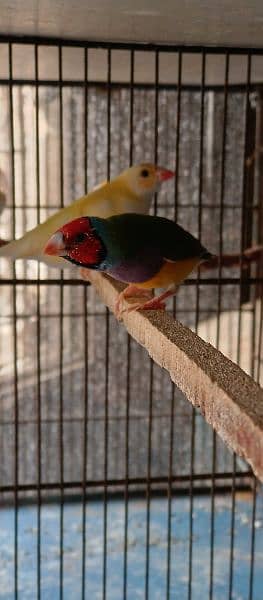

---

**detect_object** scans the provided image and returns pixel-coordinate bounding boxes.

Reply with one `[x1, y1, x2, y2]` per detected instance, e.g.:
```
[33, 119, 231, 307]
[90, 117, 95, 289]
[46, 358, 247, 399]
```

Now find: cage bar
[0, 37, 262, 600]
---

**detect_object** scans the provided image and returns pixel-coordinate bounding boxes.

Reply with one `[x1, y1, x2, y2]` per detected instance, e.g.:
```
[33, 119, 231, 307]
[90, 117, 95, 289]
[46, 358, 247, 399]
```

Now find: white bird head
[118, 163, 175, 198]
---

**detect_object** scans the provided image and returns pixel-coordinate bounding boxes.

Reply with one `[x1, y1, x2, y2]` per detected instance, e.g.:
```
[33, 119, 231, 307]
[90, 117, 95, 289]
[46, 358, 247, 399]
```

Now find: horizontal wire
[1, 34, 263, 55]
[3, 203, 260, 210]
[0, 78, 263, 92]
[0, 277, 262, 286]
[0, 413, 209, 426]
[0, 37, 261, 600]
[0, 471, 253, 495]
[0, 307, 255, 320]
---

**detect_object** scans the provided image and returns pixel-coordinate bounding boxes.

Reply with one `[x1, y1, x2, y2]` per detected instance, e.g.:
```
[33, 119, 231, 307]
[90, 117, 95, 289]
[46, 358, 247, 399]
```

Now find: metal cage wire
[0, 37, 262, 600]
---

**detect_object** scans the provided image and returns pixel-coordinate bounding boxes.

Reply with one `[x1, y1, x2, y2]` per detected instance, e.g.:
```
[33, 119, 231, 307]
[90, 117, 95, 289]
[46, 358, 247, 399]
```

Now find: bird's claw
[114, 286, 153, 319]
[117, 297, 167, 317]
[139, 299, 167, 310]
[114, 295, 125, 320]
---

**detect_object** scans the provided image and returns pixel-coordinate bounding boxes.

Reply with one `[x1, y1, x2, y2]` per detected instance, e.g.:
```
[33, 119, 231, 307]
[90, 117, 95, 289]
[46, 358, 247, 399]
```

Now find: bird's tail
[0, 235, 35, 259]
[201, 250, 214, 262]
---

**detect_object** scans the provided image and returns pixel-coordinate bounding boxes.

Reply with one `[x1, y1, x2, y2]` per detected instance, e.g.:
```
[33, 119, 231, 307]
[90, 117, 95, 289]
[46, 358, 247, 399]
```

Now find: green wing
[150, 215, 211, 261]
[104, 214, 211, 262]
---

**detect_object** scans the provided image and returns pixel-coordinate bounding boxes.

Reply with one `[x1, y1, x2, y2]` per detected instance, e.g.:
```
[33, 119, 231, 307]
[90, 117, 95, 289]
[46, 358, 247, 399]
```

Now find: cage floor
[0, 493, 262, 599]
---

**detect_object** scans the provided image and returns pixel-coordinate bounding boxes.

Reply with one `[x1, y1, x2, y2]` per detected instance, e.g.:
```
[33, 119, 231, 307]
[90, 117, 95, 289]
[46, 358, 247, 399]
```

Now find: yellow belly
[135, 257, 200, 289]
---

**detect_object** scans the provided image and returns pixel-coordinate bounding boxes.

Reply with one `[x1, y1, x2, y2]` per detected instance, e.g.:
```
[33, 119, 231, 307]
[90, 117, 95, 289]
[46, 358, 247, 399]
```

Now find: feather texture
[0, 164, 173, 267]
[89, 214, 211, 285]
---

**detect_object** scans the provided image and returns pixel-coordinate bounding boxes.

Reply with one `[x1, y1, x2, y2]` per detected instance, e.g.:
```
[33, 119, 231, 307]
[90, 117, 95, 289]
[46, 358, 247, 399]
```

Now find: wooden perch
[200, 244, 263, 270]
[81, 268, 263, 483]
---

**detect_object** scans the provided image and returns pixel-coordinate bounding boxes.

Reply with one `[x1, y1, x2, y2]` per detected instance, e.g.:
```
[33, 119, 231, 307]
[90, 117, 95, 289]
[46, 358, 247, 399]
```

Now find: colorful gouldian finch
[44, 213, 212, 315]
[0, 163, 174, 268]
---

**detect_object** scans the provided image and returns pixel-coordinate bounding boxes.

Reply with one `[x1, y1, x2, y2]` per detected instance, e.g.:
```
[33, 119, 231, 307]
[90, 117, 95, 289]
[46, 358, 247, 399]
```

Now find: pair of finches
[0, 163, 212, 315]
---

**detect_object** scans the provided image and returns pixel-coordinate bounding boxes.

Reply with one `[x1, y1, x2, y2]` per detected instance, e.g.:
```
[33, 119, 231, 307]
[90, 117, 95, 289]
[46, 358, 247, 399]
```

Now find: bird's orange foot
[120, 286, 178, 315]
[139, 297, 167, 310]
[115, 285, 153, 319]
[120, 296, 167, 315]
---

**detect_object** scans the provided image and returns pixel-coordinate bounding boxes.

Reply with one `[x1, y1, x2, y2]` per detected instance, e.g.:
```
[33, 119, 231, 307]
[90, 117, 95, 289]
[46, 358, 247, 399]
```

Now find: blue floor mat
[0, 493, 262, 599]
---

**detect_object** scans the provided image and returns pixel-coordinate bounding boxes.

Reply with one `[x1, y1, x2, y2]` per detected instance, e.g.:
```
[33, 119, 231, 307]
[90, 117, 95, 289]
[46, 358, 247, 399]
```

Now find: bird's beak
[44, 231, 67, 256]
[156, 167, 175, 182]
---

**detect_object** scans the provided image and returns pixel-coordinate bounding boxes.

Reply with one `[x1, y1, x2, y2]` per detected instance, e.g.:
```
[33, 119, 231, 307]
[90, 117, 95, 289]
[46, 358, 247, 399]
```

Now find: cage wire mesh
[0, 39, 262, 599]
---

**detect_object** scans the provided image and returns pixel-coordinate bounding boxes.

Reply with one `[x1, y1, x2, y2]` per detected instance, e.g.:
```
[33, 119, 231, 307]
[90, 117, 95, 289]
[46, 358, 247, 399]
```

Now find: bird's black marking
[140, 169, 149, 178]
[74, 232, 87, 244]
[200, 251, 213, 261]
[61, 255, 101, 269]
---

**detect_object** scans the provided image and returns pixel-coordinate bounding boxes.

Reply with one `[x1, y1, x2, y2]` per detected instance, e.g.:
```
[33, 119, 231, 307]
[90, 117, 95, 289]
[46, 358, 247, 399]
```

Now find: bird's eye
[74, 232, 86, 244]
[140, 169, 149, 178]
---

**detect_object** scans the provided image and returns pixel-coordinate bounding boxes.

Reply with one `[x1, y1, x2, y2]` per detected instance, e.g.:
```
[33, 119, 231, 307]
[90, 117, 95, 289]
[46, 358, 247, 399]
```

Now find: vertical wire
[250, 303, 257, 379]
[188, 50, 206, 600]
[58, 43, 64, 600]
[8, 41, 19, 600]
[145, 361, 154, 600]
[248, 476, 257, 600]
[237, 53, 252, 377]
[229, 51, 252, 600]
[256, 297, 263, 383]
[250, 173, 258, 382]
[239, 61, 253, 596]
[81, 46, 89, 600]
[153, 51, 159, 216]
[209, 51, 229, 600]
[194, 54, 206, 335]
[123, 48, 134, 600]
[188, 50, 206, 599]
[255, 92, 263, 386]
[228, 454, 236, 600]
[102, 47, 111, 600]
[145, 50, 159, 600]
[248, 63, 260, 600]
[173, 51, 182, 225]
[244, 91, 257, 378]
[166, 49, 182, 600]
[35, 42, 42, 600]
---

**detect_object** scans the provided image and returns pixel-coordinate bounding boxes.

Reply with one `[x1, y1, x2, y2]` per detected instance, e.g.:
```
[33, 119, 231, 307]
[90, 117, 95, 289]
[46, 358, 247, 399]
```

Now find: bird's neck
[110, 179, 152, 214]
